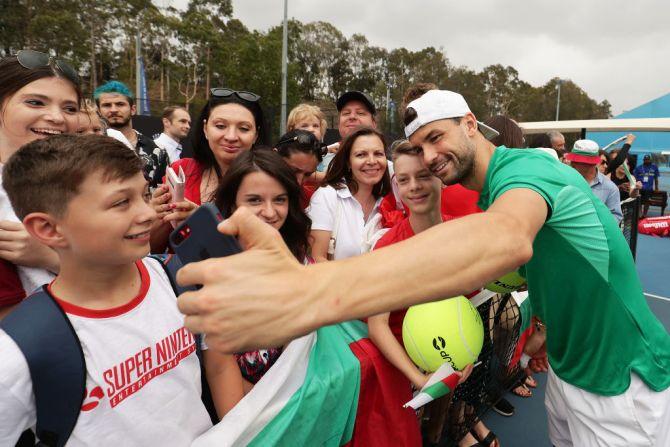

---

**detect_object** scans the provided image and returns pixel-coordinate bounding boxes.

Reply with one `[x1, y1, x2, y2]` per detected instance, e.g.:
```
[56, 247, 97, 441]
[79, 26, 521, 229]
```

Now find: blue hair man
[93, 80, 134, 107]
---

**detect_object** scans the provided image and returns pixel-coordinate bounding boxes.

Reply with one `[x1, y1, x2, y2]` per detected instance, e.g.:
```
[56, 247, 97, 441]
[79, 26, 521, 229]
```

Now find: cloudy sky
[171, 0, 669, 115]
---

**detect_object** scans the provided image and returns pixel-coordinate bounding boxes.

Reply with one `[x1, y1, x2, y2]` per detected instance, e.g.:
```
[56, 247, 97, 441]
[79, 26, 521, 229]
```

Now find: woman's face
[235, 171, 289, 230]
[283, 151, 319, 186]
[76, 111, 104, 135]
[348, 134, 387, 189]
[0, 77, 79, 161]
[598, 156, 608, 174]
[294, 116, 323, 141]
[204, 103, 258, 166]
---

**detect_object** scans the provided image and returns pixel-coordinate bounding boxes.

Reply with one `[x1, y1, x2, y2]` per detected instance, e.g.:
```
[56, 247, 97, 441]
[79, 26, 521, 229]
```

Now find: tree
[0, 1, 611, 131]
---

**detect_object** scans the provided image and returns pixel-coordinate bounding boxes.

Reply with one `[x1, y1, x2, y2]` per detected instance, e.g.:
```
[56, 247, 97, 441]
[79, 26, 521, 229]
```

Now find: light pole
[555, 79, 564, 121]
[280, 0, 288, 136]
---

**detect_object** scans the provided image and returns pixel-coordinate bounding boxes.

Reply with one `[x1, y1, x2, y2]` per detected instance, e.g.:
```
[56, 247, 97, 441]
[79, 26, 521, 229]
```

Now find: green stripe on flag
[424, 381, 451, 399]
[249, 321, 368, 446]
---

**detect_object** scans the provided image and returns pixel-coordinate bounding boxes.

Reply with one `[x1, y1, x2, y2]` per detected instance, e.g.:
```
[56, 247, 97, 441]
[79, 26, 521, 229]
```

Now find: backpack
[0, 255, 214, 447]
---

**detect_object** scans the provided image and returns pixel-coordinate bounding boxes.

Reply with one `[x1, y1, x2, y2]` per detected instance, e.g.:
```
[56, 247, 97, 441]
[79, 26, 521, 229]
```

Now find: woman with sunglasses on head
[0, 51, 82, 317]
[308, 126, 391, 262]
[204, 149, 311, 415]
[274, 129, 324, 208]
[150, 88, 268, 252]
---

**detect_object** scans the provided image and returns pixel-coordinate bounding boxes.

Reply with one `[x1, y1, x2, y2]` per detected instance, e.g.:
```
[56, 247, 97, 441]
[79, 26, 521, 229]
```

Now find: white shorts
[545, 366, 670, 447]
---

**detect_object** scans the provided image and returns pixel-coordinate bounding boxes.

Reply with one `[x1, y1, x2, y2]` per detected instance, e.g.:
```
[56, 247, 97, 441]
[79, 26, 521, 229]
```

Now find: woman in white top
[309, 126, 391, 262]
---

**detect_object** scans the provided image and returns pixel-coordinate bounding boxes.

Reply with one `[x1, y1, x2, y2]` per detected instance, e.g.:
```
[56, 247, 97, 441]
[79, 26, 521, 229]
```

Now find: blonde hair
[286, 104, 327, 139]
[77, 100, 107, 133]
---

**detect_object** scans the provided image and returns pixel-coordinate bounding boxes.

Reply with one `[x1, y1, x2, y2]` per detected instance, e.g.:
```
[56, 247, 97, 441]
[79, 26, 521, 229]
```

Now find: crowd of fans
[0, 49, 665, 447]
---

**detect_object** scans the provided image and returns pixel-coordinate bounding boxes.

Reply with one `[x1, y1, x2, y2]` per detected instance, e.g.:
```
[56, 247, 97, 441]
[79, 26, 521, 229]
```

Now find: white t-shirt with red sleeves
[0, 257, 212, 446]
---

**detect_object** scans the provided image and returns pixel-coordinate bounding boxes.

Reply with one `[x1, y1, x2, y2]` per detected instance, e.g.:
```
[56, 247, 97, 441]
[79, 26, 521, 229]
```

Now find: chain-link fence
[422, 293, 525, 446]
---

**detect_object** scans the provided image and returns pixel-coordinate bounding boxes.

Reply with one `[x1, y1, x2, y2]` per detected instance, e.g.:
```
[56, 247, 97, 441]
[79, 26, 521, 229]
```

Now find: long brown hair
[484, 115, 524, 148]
[215, 149, 311, 261]
[323, 126, 391, 199]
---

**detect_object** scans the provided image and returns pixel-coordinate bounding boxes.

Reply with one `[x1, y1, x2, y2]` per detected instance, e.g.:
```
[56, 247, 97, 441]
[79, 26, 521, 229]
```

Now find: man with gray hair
[565, 139, 623, 222]
[548, 130, 566, 159]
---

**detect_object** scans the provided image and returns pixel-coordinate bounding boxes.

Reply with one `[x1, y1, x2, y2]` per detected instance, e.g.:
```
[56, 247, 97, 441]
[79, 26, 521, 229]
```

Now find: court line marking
[645, 292, 670, 303]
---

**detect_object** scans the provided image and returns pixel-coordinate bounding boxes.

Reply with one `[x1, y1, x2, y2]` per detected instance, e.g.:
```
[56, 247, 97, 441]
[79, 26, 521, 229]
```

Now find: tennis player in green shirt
[178, 88, 670, 447]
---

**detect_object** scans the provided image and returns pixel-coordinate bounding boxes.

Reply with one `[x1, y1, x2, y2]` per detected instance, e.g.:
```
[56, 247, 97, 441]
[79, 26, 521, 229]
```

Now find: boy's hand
[625, 133, 636, 145]
[0, 220, 59, 272]
[527, 343, 549, 374]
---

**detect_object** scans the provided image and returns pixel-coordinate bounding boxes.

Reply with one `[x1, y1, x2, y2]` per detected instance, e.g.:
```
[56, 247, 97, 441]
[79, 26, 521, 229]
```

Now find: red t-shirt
[301, 183, 317, 209]
[0, 260, 25, 308]
[378, 184, 479, 230]
[441, 184, 481, 217]
[168, 158, 205, 206]
[373, 215, 453, 344]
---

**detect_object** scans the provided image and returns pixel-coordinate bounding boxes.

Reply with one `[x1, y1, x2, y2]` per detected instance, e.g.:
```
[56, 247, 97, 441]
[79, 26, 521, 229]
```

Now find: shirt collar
[590, 171, 604, 187]
[335, 184, 353, 199]
[335, 183, 384, 210]
[156, 133, 181, 151]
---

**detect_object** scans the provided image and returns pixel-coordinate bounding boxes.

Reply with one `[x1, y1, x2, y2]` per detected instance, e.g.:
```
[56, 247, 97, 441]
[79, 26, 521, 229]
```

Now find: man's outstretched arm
[177, 188, 547, 353]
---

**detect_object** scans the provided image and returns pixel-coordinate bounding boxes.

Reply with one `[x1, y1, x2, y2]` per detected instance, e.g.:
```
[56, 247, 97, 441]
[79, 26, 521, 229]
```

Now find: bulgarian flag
[404, 363, 460, 410]
[194, 321, 421, 447]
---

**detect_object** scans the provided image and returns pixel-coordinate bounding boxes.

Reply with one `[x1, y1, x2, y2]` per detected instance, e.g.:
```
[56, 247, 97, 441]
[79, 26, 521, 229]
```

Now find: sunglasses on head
[16, 50, 80, 85]
[210, 88, 260, 103]
[276, 133, 327, 157]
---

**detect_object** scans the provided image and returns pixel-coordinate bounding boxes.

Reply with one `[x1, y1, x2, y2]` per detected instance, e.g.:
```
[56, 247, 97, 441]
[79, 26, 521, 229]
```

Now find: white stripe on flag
[193, 332, 317, 447]
[469, 289, 497, 308]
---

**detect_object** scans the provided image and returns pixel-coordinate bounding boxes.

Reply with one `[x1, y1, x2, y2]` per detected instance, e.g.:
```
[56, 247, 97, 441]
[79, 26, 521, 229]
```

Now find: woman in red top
[150, 88, 267, 252]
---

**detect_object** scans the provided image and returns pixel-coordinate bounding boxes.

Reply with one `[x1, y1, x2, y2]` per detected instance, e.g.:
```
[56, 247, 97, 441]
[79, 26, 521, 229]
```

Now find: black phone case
[169, 203, 241, 265]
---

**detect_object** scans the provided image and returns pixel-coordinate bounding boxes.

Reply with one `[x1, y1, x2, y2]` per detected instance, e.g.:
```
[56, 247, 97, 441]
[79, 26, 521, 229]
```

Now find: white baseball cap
[404, 90, 500, 141]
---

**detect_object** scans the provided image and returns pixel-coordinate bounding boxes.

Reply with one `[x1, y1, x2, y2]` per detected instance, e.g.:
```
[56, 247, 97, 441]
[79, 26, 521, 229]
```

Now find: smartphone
[169, 203, 242, 266]
[166, 166, 185, 204]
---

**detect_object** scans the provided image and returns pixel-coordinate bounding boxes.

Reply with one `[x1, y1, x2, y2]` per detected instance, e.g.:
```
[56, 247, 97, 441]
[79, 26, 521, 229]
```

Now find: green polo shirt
[478, 147, 670, 396]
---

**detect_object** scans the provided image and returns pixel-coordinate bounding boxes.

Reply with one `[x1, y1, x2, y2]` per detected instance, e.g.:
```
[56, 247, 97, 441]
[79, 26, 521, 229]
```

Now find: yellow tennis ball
[402, 296, 484, 372]
[485, 271, 526, 293]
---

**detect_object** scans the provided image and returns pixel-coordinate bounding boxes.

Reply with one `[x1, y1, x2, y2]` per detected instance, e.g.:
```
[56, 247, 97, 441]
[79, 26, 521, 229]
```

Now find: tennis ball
[402, 296, 484, 372]
[485, 271, 526, 293]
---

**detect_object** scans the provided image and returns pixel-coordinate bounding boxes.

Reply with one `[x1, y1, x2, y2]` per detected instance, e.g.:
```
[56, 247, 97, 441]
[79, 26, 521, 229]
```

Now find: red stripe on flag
[345, 338, 422, 447]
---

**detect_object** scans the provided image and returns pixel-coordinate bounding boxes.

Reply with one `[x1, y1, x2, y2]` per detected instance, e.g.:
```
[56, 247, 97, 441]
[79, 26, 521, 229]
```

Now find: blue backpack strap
[0, 287, 86, 447]
[148, 254, 196, 296]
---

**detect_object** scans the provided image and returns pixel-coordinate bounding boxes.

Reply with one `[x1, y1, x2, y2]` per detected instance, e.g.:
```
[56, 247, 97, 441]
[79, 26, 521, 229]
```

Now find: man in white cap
[177, 87, 670, 447]
[566, 139, 623, 222]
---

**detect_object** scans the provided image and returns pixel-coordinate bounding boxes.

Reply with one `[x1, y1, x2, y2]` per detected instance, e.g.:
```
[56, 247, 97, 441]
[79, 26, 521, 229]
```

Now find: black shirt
[135, 131, 169, 189]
